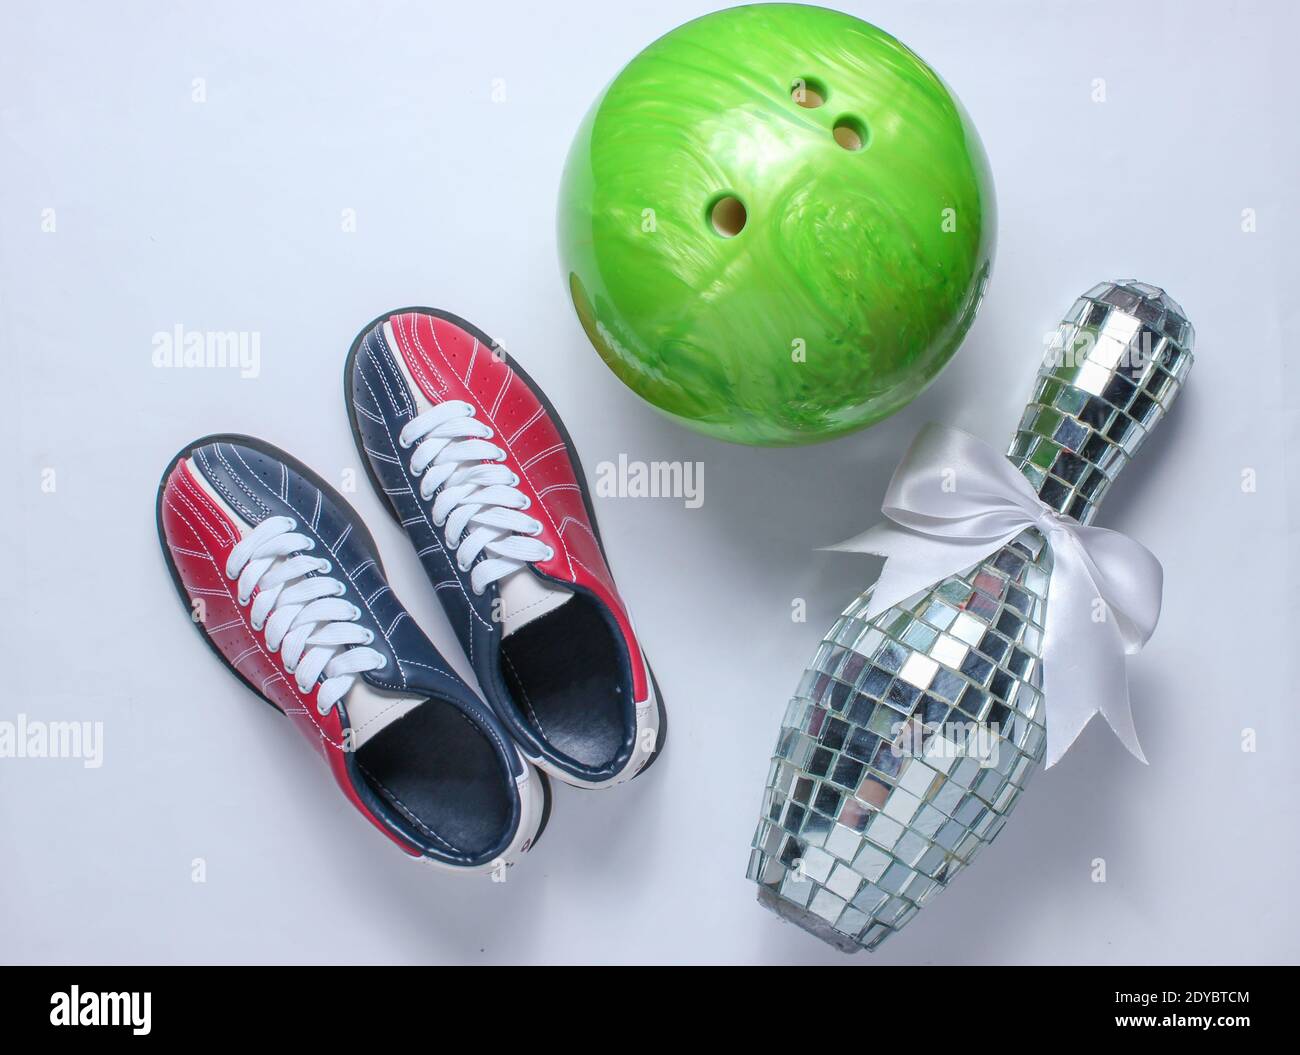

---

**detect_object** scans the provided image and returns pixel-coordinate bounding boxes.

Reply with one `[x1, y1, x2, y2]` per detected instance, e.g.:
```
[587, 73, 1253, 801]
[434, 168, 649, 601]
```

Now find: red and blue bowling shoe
[345, 308, 666, 789]
[156, 435, 549, 873]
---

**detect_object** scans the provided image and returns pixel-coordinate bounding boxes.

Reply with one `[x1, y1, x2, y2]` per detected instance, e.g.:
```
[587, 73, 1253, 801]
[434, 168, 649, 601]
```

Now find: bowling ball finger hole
[791, 77, 827, 108]
[708, 195, 747, 238]
[833, 115, 868, 151]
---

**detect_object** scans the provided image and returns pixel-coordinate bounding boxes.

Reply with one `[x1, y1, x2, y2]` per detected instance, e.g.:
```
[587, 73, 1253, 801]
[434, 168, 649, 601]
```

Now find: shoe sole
[154, 432, 553, 846]
[343, 307, 668, 780]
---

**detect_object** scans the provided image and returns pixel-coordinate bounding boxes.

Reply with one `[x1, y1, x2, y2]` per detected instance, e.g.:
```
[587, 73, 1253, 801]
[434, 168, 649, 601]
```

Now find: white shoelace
[225, 515, 387, 716]
[399, 400, 555, 595]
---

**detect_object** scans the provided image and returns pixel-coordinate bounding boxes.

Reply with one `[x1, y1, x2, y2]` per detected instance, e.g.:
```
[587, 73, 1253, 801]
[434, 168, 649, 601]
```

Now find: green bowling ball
[557, 3, 995, 446]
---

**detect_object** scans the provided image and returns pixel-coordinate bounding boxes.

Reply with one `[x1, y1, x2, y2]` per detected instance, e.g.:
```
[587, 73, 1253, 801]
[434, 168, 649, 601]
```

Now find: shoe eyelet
[376, 655, 388, 669]
[316, 700, 331, 716]
[317, 559, 332, 575]
[544, 547, 555, 562]
[237, 593, 251, 606]
[350, 604, 362, 620]
[363, 629, 375, 645]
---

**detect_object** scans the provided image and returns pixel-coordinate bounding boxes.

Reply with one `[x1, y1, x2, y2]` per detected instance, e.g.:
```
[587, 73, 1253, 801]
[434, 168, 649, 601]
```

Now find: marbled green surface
[557, 3, 996, 445]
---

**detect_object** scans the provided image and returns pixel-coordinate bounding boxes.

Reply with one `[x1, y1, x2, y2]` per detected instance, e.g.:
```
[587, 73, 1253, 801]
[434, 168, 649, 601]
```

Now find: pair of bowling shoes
[157, 308, 665, 874]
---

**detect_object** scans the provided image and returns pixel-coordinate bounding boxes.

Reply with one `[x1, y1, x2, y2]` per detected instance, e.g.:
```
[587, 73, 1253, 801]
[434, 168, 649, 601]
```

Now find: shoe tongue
[498, 566, 573, 638]
[341, 680, 424, 750]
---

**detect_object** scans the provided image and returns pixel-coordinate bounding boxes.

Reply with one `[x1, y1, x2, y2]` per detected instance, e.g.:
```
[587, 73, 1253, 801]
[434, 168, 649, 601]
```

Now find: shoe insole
[499, 596, 629, 770]
[356, 700, 512, 857]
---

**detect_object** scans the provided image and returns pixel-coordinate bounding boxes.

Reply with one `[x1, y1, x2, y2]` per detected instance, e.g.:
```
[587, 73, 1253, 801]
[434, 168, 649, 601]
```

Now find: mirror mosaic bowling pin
[746, 281, 1195, 951]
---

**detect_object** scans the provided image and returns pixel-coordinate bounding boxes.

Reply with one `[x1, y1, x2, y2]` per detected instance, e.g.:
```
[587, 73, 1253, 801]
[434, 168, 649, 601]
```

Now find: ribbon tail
[1040, 691, 1096, 769]
[1041, 533, 1148, 767]
[1098, 674, 1148, 765]
[825, 522, 1012, 623]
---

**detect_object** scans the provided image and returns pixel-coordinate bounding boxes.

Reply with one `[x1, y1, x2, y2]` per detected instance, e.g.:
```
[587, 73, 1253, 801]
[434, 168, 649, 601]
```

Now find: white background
[2, 0, 1296, 965]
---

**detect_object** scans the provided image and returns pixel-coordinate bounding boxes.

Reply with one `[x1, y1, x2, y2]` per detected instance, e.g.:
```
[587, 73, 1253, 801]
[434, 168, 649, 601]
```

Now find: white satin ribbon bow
[828, 423, 1163, 768]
